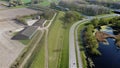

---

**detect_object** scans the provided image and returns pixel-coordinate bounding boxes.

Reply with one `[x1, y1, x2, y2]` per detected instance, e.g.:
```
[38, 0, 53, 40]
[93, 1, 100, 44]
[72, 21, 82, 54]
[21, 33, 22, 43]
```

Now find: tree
[64, 11, 83, 23]
[99, 18, 109, 25]
[43, 9, 55, 20]
[85, 24, 101, 55]
[50, 2, 56, 8]
[91, 18, 99, 27]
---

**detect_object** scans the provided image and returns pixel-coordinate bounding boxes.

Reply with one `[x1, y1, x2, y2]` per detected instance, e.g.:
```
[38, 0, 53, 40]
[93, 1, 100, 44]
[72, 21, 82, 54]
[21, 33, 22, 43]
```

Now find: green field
[29, 34, 45, 68]
[22, 0, 31, 3]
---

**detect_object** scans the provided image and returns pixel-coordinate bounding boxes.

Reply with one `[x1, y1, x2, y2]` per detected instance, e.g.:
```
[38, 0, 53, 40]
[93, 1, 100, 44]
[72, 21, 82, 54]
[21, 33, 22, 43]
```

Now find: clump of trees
[43, 9, 55, 20]
[64, 11, 83, 23]
[85, 25, 101, 55]
[90, 16, 120, 27]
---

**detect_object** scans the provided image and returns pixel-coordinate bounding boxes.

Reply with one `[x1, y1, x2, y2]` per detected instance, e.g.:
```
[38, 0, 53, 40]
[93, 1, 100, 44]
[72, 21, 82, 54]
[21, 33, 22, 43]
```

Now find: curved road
[69, 14, 120, 68]
[69, 19, 88, 68]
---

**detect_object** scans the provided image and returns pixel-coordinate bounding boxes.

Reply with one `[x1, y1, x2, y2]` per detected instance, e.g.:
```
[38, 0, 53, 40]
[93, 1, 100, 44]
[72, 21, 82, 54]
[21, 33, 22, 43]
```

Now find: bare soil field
[0, 7, 38, 68]
[0, 20, 25, 68]
[0, 8, 38, 20]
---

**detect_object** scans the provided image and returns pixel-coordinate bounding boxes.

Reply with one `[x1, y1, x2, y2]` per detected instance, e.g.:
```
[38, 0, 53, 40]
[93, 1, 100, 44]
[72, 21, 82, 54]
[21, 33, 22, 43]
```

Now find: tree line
[86, 0, 120, 9]
[58, 1, 111, 16]
[84, 25, 101, 55]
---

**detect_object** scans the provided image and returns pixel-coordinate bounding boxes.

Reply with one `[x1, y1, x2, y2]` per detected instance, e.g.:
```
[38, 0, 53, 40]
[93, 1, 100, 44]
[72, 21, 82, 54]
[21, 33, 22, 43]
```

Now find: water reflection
[92, 26, 120, 68]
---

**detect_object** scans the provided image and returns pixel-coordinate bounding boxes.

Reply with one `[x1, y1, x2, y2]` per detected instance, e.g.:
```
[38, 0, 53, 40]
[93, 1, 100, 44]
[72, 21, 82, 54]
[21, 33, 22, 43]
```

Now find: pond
[92, 26, 120, 68]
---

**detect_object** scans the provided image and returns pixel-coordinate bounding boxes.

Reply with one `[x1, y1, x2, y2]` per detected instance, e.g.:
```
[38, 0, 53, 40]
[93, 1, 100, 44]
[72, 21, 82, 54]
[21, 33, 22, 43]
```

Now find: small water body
[92, 26, 120, 68]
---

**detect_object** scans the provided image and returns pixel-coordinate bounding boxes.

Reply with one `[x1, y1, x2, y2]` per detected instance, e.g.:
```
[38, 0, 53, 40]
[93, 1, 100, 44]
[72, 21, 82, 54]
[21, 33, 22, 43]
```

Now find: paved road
[69, 19, 88, 68]
[69, 14, 120, 68]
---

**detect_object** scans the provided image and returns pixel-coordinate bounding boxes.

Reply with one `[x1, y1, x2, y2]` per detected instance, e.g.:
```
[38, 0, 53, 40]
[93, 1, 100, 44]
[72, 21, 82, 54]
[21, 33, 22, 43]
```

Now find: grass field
[48, 11, 72, 68]
[48, 11, 66, 68]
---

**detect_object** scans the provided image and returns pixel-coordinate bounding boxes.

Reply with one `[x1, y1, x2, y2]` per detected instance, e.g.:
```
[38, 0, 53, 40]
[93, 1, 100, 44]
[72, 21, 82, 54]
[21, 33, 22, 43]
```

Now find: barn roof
[12, 26, 38, 40]
[21, 26, 38, 37]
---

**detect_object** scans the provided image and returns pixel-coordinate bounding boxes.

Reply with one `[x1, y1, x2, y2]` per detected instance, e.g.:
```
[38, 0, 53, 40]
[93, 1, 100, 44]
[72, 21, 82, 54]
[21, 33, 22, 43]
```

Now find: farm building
[32, 19, 46, 27]
[12, 26, 38, 40]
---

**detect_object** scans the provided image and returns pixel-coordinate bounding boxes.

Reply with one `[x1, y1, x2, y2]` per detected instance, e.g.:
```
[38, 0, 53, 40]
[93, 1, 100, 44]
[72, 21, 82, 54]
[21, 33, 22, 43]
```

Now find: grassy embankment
[48, 11, 71, 68]
[11, 30, 42, 68]
[27, 32, 45, 68]
[30, 11, 71, 68]
[77, 23, 88, 68]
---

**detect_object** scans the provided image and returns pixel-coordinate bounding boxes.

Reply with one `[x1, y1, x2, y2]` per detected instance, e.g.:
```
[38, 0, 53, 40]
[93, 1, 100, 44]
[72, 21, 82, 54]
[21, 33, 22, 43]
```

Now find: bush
[90, 48, 101, 55]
